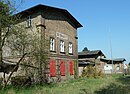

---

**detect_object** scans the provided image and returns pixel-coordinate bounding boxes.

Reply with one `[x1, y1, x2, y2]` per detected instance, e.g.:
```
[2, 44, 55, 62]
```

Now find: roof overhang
[100, 58, 126, 64]
[15, 4, 83, 28]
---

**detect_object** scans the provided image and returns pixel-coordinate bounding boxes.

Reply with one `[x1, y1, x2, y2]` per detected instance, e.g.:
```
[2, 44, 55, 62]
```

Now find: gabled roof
[78, 50, 105, 57]
[78, 61, 95, 66]
[101, 58, 126, 62]
[16, 4, 82, 28]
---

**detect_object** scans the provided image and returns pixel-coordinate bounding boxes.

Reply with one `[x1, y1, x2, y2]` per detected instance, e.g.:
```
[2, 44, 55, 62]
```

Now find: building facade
[100, 58, 126, 74]
[78, 48, 106, 76]
[3, 4, 82, 82]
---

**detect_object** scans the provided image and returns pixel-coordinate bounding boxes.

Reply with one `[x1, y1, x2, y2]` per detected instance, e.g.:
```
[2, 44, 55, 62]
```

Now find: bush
[0, 77, 3, 89]
[11, 76, 31, 86]
[0, 77, 3, 85]
[81, 66, 104, 78]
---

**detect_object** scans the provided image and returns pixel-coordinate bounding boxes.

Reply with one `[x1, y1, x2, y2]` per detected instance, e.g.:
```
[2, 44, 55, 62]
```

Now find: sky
[15, 0, 130, 63]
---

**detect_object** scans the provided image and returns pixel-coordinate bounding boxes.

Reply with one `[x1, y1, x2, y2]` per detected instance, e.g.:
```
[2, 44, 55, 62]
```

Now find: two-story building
[0, 4, 82, 83]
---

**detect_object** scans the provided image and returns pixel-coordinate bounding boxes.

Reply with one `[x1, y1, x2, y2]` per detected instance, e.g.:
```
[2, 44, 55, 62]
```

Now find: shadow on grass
[94, 83, 130, 94]
[117, 75, 130, 85]
[94, 75, 130, 94]
[0, 82, 58, 94]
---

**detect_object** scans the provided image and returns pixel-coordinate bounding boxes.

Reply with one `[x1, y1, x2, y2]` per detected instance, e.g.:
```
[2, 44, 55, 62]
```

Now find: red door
[69, 61, 74, 75]
[60, 60, 65, 76]
[50, 60, 56, 77]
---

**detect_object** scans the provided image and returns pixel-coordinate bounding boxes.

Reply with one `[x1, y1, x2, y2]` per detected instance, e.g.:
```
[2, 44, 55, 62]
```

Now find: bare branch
[2, 52, 28, 90]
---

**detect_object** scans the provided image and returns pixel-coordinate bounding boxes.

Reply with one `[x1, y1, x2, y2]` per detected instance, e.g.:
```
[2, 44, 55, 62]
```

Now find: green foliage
[81, 66, 104, 78]
[0, 0, 17, 28]
[0, 0, 49, 86]
[128, 62, 130, 66]
[82, 47, 89, 52]
[73, 60, 78, 79]
[11, 76, 31, 87]
[0, 77, 3, 85]
[1, 76, 130, 94]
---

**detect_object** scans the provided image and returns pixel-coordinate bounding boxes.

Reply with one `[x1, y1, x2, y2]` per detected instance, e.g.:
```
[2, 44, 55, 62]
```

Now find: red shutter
[69, 61, 74, 75]
[60, 60, 65, 76]
[50, 60, 56, 77]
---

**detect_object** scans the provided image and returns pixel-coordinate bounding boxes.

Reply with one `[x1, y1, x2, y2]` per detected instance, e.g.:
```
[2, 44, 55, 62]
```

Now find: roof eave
[15, 4, 83, 28]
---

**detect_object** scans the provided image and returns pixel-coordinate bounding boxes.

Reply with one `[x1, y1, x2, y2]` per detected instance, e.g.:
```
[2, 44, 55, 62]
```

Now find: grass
[0, 74, 130, 94]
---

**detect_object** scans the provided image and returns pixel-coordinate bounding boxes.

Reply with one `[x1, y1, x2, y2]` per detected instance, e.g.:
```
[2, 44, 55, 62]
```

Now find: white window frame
[26, 16, 32, 27]
[68, 42, 73, 54]
[60, 40, 65, 53]
[50, 37, 55, 51]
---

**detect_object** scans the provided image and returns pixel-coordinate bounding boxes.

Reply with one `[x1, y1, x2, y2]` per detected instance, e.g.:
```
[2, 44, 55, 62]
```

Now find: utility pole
[109, 27, 114, 74]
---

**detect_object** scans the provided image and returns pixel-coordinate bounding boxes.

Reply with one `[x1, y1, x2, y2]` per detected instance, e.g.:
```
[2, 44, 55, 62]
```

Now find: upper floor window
[60, 40, 65, 53]
[68, 42, 73, 54]
[50, 37, 55, 51]
[26, 16, 32, 27]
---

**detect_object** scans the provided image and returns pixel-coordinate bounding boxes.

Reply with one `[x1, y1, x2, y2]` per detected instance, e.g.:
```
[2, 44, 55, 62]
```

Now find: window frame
[68, 42, 73, 54]
[60, 40, 65, 53]
[26, 16, 32, 27]
[50, 37, 55, 52]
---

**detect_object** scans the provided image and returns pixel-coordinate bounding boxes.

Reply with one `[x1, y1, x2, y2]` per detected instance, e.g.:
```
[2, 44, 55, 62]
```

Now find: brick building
[1, 4, 82, 82]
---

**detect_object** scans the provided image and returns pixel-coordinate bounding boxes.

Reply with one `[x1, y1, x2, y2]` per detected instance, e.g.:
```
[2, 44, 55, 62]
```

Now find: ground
[1, 74, 130, 94]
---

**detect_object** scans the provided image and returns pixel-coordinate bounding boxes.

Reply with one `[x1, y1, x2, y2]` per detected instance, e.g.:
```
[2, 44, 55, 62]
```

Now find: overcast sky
[15, 0, 130, 63]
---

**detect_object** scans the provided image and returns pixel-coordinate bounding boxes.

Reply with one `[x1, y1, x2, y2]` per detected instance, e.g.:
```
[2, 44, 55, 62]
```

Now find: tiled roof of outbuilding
[78, 50, 105, 57]
[100, 58, 126, 62]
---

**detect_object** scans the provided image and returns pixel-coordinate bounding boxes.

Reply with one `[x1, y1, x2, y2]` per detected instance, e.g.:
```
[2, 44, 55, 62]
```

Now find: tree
[128, 62, 130, 67]
[0, 0, 32, 89]
[0, 0, 49, 89]
[82, 47, 89, 52]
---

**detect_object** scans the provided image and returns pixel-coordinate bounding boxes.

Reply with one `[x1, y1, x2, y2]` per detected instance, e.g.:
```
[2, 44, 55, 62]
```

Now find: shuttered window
[69, 61, 74, 75]
[60, 60, 65, 76]
[50, 60, 56, 77]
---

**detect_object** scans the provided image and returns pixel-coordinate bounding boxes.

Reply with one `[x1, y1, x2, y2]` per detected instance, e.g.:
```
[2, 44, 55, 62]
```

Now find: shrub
[81, 66, 104, 78]
[11, 76, 31, 86]
[73, 60, 78, 79]
[0, 77, 3, 89]
[0, 77, 3, 85]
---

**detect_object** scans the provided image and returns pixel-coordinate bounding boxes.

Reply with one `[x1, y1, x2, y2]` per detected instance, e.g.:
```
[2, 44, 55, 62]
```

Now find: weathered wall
[44, 9, 78, 81]
[0, 8, 79, 83]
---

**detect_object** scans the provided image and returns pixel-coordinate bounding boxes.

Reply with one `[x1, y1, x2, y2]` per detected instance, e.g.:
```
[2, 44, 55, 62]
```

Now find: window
[26, 16, 31, 27]
[60, 40, 64, 53]
[50, 37, 55, 51]
[68, 42, 73, 54]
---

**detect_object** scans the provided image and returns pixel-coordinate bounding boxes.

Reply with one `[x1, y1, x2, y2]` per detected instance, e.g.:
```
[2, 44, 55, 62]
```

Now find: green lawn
[1, 74, 130, 94]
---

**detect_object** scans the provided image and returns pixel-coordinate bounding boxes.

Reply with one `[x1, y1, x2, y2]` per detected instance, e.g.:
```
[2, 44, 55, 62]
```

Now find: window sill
[60, 52, 66, 54]
[50, 50, 56, 53]
[25, 26, 32, 29]
[69, 53, 73, 55]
